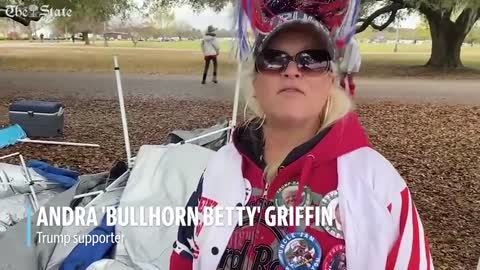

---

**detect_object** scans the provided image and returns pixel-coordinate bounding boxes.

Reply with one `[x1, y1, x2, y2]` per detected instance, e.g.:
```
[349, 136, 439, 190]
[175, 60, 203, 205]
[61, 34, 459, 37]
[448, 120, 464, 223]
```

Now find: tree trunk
[425, 14, 462, 68]
[82, 31, 90, 45]
[422, 7, 478, 69]
[28, 25, 33, 41]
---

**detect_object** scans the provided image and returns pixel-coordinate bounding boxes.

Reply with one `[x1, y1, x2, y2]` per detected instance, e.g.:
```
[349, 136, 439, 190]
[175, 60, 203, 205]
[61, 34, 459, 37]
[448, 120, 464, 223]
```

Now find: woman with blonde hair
[170, 6, 433, 270]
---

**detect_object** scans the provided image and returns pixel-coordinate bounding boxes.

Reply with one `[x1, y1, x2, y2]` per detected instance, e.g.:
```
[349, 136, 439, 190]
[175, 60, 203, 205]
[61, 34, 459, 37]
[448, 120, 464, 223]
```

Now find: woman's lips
[278, 88, 305, 95]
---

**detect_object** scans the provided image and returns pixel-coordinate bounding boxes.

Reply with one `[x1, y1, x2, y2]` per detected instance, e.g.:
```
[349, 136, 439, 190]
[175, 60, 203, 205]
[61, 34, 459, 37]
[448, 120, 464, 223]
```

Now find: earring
[243, 98, 251, 121]
[322, 96, 331, 125]
[256, 114, 266, 130]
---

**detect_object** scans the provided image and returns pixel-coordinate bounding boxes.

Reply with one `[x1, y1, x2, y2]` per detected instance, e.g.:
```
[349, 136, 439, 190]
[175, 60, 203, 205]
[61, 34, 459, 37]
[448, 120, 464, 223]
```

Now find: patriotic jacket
[170, 112, 434, 270]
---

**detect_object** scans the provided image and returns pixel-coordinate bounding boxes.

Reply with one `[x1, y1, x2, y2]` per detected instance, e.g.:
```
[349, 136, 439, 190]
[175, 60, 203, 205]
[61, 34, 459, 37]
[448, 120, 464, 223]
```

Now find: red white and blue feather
[232, 0, 360, 61]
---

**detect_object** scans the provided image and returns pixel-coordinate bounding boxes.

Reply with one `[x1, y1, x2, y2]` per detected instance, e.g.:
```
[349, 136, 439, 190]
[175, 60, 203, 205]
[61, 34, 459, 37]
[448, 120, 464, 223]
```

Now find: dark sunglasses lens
[296, 50, 331, 72]
[256, 50, 289, 72]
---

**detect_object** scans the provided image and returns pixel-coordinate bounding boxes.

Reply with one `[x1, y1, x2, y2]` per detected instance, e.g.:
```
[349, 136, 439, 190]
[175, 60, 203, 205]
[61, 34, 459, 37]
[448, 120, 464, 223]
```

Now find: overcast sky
[174, 4, 234, 32]
[174, 4, 421, 31]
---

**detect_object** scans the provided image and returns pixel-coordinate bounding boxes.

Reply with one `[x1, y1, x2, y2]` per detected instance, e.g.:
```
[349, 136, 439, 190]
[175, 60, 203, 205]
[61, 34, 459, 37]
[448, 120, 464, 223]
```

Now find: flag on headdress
[232, 0, 360, 61]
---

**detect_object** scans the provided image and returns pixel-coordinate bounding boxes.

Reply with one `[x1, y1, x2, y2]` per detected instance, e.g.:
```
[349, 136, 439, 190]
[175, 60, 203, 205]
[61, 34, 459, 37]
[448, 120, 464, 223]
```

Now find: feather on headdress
[232, 0, 360, 60]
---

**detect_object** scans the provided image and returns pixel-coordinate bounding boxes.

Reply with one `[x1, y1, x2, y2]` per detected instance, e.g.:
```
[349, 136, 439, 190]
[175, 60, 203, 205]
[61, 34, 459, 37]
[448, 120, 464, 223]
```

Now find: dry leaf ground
[0, 96, 478, 269]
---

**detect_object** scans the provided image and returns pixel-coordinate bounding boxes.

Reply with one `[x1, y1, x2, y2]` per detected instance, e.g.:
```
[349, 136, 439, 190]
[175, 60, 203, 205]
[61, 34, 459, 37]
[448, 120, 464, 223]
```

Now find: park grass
[55, 39, 234, 51]
[0, 46, 237, 75]
[360, 50, 480, 78]
[0, 40, 479, 78]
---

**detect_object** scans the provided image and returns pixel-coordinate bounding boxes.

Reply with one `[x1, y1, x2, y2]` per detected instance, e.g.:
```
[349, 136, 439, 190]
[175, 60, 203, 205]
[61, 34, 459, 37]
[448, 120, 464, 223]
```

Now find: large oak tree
[358, 0, 480, 68]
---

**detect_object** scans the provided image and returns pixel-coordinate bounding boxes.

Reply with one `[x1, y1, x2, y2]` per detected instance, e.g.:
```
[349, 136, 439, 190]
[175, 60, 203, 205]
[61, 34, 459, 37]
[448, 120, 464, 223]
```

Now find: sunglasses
[255, 49, 332, 74]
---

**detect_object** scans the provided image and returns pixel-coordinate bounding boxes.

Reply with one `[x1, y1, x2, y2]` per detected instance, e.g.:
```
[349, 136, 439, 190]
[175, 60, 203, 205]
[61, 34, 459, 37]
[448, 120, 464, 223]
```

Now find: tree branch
[455, 8, 477, 28]
[372, 10, 398, 30]
[0, 6, 42, 26]
[454, 7, 479, 37]
[444, 8, 453, 21]
[418, 2, 435, 18]
[356, 2, 405, 33]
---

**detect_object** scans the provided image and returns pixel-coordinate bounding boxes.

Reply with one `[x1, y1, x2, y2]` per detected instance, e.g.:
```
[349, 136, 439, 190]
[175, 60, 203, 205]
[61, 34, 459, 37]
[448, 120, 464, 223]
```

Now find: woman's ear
[329, 72, 336, 84]
[252, 75, 259, 93]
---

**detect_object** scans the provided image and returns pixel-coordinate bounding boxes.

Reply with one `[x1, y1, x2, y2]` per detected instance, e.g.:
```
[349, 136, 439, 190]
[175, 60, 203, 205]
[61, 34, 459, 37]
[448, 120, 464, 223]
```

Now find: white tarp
[0, 162, 52, 199]
[0, 162, 62, 233]
[0, 190, 59, 233]
[88, 143, 214, 270]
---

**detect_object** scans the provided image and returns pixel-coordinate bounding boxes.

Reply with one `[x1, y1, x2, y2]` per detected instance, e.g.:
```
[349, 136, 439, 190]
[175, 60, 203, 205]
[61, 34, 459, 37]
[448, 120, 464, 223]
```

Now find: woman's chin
[269, 112, 315, 125]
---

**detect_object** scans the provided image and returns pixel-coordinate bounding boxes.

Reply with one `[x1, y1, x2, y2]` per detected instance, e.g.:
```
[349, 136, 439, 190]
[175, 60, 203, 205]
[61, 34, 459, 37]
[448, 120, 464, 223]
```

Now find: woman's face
[253, 27, 334, 126]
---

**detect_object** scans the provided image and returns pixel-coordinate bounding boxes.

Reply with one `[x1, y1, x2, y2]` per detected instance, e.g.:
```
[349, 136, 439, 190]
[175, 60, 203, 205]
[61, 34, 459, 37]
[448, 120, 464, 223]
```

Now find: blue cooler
[9, 100, 64, 138]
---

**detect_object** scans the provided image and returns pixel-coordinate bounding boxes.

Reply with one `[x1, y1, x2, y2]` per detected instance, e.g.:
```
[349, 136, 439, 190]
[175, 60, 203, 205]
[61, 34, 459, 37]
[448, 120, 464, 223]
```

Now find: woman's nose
[281, 61, 302, 78]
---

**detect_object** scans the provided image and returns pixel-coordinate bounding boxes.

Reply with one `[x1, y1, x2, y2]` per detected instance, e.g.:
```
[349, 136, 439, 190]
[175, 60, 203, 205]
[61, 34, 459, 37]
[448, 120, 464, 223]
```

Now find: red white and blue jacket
[170, 112, 434, 270]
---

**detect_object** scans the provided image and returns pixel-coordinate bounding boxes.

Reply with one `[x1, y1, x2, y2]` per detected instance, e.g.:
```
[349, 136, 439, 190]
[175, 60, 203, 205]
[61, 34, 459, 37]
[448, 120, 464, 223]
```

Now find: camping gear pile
[0, 143, 221, 270]
[0, 55, 232, 270]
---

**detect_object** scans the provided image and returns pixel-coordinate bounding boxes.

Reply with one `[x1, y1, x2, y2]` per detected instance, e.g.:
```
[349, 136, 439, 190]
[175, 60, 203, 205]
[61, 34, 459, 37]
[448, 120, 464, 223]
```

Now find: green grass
[361, 43, 431, 53]
[55, 39, 233, 51]
[0, 46, 237, 75]
[357, 43, 480, 77]
[360, 43, 480, 55]
[0, 40, 479, 78]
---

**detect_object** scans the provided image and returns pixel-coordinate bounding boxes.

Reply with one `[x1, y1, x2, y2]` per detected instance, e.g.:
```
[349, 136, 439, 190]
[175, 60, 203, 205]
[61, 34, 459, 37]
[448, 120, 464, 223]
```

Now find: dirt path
[0, 70, 479, 104]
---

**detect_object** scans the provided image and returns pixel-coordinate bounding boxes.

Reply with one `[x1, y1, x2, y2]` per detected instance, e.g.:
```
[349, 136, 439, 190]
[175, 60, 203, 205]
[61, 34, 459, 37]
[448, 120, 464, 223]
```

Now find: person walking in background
[201, 25, 220, 84]
[339, 37, 361, 97]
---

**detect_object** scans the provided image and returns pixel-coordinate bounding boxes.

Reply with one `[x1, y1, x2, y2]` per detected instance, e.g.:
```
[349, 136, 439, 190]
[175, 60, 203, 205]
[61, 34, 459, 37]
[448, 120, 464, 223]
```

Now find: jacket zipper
[252, 167, 283, 246]
[246, 165, 283, 269]
[247, 176, 270, 269]
[262, 180, 270, 198]
[253, 177, 270, 237]
[254, 178, 270, 245]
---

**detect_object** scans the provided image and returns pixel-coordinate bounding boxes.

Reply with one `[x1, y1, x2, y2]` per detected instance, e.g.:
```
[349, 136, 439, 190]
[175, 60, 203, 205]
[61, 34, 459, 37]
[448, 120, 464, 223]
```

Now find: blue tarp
[0, 124, 26, 149]
[60, 214, 117, 270]
[27, 160, 80, 188]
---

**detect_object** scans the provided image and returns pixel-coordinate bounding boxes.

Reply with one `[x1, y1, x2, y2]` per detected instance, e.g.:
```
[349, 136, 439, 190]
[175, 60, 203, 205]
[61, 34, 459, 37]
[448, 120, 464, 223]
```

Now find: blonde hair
[240, 55, 354, 182]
